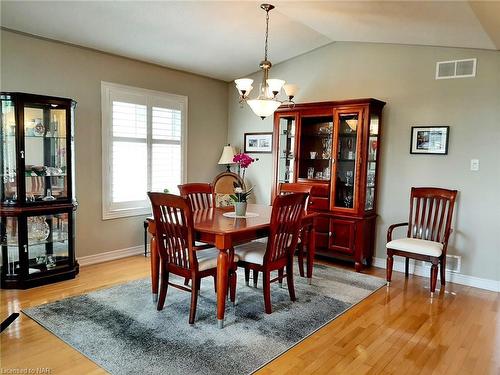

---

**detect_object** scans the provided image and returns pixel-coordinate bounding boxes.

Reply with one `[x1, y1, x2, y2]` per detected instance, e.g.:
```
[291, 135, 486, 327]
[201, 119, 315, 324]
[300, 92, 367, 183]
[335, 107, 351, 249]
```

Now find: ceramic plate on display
[222, 212, 259, 219]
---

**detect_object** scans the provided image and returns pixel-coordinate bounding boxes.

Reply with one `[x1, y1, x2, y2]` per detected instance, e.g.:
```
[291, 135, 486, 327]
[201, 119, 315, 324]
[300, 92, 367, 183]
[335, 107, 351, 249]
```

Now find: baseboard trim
[78, 246, 144, 267]
[372, 257, 500, 292]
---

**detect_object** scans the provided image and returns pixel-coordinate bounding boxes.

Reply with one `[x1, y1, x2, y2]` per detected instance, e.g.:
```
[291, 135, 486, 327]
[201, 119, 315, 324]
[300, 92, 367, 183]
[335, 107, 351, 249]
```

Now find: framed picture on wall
[410, 126, 449, 155]
[244, 132, 273, 153]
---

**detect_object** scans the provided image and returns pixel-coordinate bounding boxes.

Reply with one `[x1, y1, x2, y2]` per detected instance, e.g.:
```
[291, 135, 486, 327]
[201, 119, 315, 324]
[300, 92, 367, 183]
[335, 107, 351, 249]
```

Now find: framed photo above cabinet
[1, 92, 79, 289]
[272, 98, 386, 271]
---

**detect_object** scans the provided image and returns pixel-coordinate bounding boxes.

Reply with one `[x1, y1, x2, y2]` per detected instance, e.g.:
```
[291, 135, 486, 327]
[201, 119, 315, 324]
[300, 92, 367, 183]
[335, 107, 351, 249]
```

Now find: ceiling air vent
[436, 58, 476, 80]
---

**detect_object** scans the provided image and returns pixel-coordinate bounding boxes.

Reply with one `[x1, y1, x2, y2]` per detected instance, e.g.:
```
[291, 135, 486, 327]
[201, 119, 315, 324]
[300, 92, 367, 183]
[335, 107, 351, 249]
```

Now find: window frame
[101, 81, 188, 220]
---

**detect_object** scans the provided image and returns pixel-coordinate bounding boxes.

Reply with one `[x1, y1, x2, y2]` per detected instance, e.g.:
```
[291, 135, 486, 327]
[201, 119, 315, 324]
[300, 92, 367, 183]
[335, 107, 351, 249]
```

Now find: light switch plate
[470, 159, 480, 171]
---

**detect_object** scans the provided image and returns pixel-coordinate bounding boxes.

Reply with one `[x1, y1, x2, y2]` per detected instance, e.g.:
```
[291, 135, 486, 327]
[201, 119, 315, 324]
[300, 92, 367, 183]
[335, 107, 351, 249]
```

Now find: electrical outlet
[470, 159, 480, 171]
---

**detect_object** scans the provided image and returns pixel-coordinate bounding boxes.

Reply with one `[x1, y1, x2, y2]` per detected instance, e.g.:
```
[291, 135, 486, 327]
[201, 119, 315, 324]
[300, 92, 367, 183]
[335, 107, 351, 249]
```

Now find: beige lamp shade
[218, 145, 237, 165]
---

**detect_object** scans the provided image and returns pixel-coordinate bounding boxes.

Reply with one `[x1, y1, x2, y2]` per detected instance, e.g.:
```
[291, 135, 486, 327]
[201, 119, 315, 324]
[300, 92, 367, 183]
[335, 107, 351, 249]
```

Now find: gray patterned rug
[23, 264, 385, 375]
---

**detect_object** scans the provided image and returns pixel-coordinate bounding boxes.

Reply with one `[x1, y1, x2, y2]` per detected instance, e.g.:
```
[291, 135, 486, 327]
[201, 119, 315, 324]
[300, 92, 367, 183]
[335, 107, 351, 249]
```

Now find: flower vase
[234, 202, 247, 217]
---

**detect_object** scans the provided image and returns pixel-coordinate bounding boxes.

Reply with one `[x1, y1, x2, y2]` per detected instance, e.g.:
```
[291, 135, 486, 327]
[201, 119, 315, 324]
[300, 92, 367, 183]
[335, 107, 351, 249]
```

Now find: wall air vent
[436, 58, 476, 79]
[445, 254, 461, 273]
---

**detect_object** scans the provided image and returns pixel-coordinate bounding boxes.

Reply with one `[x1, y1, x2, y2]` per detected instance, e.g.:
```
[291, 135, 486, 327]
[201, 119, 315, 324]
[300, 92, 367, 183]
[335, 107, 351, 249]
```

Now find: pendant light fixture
[235, 4, 298, 120]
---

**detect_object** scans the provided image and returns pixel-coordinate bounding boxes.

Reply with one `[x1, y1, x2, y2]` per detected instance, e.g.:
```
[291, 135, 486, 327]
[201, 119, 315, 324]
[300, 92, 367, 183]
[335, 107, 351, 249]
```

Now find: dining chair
[178, 182, 214, 210]
[234, 193, 308, 314]
[148, 192, 238, 324]
[212, 172, 245, 207]
[278, 183, 312, 278]
[386, 187, 458, 296]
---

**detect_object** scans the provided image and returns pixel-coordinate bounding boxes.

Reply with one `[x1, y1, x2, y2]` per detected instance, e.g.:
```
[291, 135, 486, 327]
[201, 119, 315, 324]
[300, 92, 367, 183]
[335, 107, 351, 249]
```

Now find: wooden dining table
[147, 203, 316, 328]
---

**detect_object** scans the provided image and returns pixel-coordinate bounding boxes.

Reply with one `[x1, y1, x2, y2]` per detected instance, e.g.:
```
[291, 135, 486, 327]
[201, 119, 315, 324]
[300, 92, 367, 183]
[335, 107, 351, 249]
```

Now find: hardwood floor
[1, 255, 498, 374]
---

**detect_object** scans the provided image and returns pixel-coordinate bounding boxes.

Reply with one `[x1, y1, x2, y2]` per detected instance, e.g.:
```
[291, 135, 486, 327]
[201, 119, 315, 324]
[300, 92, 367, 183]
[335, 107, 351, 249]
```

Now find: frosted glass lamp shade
[235, 78, 254, 96]
[283, 84, 299, 99]
[218, 145, 237, 165]
[247, 99, 281, 119]
[266, 79, 285, 96]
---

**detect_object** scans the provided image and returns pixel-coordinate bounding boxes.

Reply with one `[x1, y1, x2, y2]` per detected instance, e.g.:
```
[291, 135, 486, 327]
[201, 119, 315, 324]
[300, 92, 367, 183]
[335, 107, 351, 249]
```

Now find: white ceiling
[1, 1, 499, 82]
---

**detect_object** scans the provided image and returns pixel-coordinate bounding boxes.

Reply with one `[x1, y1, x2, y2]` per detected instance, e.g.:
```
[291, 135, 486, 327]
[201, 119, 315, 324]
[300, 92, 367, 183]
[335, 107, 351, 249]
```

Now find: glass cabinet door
[1, 97, 17, 204]
[298, 115, 333, 181]
[24, 104, 68, 202]
[277, 115, 296, 183]
[27, 212, 70, 274]
[333, 110, 362, 209]
[365, 113, 379, 211]
[0, 217, 20, 278]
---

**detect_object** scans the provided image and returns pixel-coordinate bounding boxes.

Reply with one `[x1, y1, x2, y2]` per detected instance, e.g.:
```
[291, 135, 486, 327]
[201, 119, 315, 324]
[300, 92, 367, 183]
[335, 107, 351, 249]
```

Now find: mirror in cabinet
[298, 115, 333, 181]
[333, 111, 361, 210]
[24, 104, 68, 202]
[277, 115, 296, 183]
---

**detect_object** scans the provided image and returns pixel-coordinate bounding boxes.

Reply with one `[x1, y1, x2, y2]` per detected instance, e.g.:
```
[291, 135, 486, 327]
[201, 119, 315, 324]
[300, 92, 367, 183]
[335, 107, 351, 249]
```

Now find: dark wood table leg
[149, 226, 160, 303]
[307, 224, 316, 284]
[143, 220, 148, 257]
[216, 248, 229, 329]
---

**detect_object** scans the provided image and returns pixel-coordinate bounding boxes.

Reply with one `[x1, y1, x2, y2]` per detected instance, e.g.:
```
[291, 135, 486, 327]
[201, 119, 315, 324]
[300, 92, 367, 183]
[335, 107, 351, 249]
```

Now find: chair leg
[229, 270, 237, 303]
[253, 269, 259, 288]
[157, 262, 169, 311]
[263, 271, 272, 314]
[278, 268, 284, 288]
[440, 258, 446, 286]
[297, 242, 305, 278]
[386, 254, 394, 285]
[405, 257, 409, 277]
[430, 262, 439, 296]
[189, 276, 199, 324]
[244, 267, 250, 287]
[213, 275, 217, 293]
[286, 261, 296, 302]
[184, 277, 190, 286]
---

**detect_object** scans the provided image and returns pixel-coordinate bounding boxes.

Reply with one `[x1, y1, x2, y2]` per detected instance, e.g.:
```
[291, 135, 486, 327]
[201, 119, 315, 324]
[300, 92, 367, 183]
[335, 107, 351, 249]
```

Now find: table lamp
[218, 144, 237, 172]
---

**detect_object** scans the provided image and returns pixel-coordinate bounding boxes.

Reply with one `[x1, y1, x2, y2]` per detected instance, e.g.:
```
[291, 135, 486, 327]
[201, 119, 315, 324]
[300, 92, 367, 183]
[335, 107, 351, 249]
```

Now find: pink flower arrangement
[233, 153, 255, 169]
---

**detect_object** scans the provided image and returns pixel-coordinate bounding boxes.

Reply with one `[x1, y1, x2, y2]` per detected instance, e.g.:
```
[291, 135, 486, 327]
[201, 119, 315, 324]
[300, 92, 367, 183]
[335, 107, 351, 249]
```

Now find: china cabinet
[272, 99, 385, 271]
[1, 92, 78, 289]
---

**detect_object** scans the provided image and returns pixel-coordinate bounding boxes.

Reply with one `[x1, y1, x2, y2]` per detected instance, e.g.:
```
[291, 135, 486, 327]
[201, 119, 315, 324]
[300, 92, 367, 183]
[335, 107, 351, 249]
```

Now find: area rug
[23, 264, 385, 375]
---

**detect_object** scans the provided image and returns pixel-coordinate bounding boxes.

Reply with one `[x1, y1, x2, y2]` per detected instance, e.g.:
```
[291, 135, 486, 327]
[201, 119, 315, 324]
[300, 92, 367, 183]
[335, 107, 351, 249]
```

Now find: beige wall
[1, 30, 229, 258]
[228, 42, 500, 281]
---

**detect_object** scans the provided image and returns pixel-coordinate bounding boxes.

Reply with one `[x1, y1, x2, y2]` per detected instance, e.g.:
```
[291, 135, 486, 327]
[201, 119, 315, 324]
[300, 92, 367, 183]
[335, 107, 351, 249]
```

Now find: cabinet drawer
[329, 219, 355, 255]
[308, 197, 329, 212]
[310, 184, 330, 198]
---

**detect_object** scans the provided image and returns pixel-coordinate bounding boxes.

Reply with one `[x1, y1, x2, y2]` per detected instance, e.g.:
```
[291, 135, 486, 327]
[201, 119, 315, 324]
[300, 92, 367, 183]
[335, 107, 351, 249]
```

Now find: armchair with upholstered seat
[386, 187, 458, 296]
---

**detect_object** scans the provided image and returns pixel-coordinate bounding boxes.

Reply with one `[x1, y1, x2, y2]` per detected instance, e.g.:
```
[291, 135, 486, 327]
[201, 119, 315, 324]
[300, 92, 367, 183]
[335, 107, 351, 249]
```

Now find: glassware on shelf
[344, 194, 353, 208]
[307, 167, 314, 179]
[42, 188, 56, 201]
[46, 255, 56, 269]
[323, 166, 330, 180]
[28, 216, 50, 242]
[315, 171, 323, 179]
[346, 170, 353, 186]
[310, 151, 317, 159]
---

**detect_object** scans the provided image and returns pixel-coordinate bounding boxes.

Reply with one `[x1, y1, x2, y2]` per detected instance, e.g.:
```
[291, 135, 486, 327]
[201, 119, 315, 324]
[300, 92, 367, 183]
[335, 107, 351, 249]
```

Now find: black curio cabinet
[1, 92, 78, 289]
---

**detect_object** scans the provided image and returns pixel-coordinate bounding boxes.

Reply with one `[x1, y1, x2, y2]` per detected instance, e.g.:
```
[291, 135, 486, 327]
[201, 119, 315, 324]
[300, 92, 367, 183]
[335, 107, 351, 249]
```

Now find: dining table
[147, 203, 316, 328]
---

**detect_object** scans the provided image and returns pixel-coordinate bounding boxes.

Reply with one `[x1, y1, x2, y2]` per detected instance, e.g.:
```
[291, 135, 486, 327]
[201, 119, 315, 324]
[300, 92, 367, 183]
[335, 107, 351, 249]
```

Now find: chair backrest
[212, 172, 245, 207]
[278, 183, 312, 211]
[265, 193, 308, 263]
[178, 183, 213, 211]
[407, 187, 458, 243]
[148, 192, 198, 271]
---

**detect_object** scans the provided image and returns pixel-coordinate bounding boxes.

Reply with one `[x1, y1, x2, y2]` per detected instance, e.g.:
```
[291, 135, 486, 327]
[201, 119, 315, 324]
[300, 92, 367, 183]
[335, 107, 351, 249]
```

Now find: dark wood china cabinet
[1, 92, 78, 289]
[272, 99, 385, 271]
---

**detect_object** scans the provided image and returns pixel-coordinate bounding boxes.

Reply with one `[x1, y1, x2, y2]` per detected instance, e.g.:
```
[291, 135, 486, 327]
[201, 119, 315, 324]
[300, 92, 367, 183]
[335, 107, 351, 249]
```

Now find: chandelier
[235, 4, 298, 120]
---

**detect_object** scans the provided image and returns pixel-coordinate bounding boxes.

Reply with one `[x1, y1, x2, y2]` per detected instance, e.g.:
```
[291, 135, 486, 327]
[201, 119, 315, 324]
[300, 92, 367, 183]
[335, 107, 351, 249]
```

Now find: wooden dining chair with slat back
[234, 193, 308, 314]
[278, 183, 312, 278]
[148, 192, 238, 324]
[178, 182, 214, 211]
[386, 187, 458, 296]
